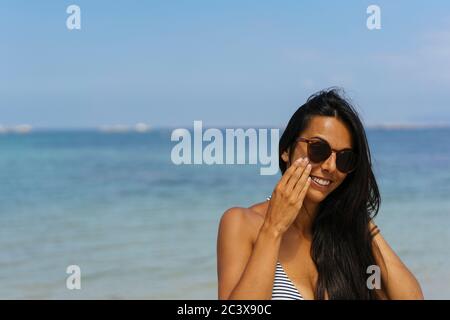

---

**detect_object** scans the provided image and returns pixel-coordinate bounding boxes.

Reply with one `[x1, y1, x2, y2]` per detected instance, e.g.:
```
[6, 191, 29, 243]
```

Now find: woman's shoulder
[219, 201, 268, 244]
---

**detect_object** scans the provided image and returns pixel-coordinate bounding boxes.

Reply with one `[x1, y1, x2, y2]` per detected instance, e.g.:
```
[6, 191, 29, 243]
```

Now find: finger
[278, 157, 304, 188]
[292, 164, 312, 199]
[285, 158, 309, 192]
[296, 176, 311, 205]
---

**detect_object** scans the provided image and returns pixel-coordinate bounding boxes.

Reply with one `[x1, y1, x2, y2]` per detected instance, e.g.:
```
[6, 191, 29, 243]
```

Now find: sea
[0, 127, 449, 299]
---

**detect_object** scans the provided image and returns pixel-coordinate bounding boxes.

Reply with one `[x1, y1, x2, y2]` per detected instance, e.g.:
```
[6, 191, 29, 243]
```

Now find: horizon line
[2, 122, 450, 132]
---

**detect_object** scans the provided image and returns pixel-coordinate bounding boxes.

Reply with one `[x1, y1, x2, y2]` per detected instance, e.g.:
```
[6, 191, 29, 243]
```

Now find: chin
[306, 188, 329, 203]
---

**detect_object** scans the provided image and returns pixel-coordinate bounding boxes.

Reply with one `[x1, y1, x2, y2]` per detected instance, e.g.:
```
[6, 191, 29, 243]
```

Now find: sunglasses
[295, 137, 357, 173]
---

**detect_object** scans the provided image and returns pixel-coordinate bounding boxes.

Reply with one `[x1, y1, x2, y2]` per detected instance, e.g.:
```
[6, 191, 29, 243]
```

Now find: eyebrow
[309, 135, 353, 151]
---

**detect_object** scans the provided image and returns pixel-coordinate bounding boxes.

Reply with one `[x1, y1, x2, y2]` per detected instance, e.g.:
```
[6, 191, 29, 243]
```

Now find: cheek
[292, 148, 308, 162]
[331, 175, 347, 190]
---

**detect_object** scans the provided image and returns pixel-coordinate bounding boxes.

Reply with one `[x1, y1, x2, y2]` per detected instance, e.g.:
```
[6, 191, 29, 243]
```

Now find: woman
[216, 88, 423, 300]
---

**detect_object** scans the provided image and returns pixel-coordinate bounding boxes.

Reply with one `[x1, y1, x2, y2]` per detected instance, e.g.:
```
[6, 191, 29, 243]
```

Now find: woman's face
[281, 116, 353, 203]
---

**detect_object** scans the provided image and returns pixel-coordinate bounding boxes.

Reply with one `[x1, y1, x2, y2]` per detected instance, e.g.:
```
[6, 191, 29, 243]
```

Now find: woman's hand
[263, 157, 312, 236]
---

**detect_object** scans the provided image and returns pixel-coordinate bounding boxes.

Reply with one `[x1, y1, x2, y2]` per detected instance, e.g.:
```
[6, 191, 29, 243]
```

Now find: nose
[320, 152, 337, 173]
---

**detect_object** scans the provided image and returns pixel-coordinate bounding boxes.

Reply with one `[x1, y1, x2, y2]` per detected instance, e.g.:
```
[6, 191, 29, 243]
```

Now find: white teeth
[311, 176, 331, 186]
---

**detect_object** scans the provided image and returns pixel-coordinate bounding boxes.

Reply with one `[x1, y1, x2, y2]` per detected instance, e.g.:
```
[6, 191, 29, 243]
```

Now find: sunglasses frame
[295, 137, 357, 173]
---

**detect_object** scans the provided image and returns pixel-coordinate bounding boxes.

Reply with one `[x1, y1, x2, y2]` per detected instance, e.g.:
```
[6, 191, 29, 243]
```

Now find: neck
[291, 199, 319, 238]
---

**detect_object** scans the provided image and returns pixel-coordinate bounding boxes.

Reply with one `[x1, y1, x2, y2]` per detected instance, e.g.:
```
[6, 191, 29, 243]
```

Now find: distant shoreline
[1, 123, 450, 133]
[365, 123, 450, 130]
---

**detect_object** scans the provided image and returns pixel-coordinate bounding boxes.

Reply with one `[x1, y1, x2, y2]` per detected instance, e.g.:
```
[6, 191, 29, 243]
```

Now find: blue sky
[2, 0, 450, 128]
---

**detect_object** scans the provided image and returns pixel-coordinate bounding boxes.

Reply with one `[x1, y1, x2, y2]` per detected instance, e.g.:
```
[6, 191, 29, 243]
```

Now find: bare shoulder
[218, 201, 268, 245]
[217, 201, 268, 299]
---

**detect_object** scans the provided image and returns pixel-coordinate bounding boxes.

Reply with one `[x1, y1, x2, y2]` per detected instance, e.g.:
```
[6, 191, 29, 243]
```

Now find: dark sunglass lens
[336, 151, 357, 173]
[308, 141, 330, 163]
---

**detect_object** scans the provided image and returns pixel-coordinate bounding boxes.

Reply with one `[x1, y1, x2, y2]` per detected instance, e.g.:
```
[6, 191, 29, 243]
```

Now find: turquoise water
[0, 128, 449, 299]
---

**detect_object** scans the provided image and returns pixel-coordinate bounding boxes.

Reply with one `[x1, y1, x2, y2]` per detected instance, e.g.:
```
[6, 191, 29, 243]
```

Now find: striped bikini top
[272, 261, 304, 300]
[265, 196, 304, 300]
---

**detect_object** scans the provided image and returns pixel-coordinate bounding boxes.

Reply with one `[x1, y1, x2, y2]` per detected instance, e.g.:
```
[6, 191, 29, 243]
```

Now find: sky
[1, 0, 450, 129]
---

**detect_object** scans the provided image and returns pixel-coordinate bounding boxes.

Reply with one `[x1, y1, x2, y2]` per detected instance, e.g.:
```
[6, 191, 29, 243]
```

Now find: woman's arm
[216, 207, 282, 300]
[217, 158, 312, 300]
[370, 221, 424, 300]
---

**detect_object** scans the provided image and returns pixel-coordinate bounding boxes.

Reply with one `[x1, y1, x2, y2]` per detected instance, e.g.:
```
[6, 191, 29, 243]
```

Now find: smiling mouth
[309, 175, 332, 187]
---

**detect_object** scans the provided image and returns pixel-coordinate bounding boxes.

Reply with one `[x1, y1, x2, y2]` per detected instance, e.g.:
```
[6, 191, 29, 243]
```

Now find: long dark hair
[279, 88, 381, 299]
